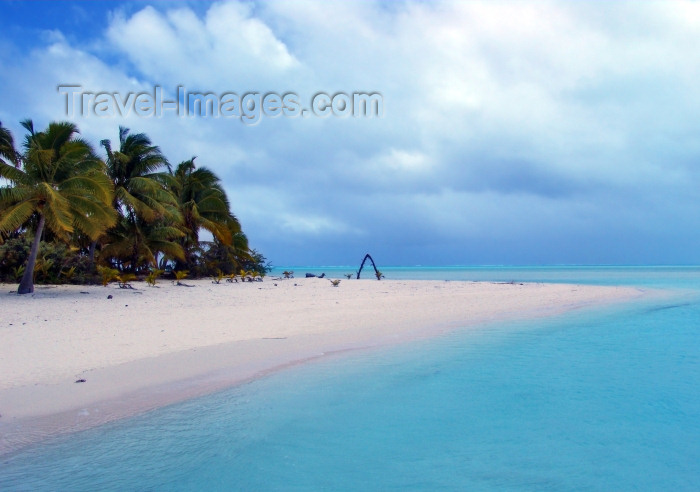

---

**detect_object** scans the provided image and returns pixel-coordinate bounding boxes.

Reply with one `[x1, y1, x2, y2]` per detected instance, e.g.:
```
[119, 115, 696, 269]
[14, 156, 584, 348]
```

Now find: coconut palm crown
[101, 126, 177, 222]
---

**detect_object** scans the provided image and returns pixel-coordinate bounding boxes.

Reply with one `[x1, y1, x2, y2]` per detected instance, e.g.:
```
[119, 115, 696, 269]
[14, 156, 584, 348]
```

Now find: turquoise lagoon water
[273, 264, 700, 288]
[1, 267, 699, 491]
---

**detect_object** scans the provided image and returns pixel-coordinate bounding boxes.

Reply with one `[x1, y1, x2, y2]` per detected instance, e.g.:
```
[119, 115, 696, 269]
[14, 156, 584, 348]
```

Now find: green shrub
[0, 236, 98, 284]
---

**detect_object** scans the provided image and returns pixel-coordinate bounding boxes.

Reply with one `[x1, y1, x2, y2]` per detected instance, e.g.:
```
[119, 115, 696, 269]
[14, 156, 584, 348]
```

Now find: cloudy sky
[1, 0, 700, 267]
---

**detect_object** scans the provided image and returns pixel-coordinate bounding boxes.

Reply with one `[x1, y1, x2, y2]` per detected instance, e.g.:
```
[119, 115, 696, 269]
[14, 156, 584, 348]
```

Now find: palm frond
[0, 185, 33, 205]
[0, 199, 37, 233]
[0, 122, 19, 168]
[0, 161, 29, 184]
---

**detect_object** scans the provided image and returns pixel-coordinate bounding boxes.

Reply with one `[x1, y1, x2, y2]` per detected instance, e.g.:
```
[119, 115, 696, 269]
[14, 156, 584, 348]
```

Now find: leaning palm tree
[199, 224, 251, 276]
[170, 158, 234, 269]
[0, 120, 116, 294]
[223, 221, 252, 268]
[231, 229, 251, 261]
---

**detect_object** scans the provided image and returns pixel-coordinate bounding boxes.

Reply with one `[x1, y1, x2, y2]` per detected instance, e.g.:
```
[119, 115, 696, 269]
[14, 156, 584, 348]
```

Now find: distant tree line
[0, 120, 268, 294]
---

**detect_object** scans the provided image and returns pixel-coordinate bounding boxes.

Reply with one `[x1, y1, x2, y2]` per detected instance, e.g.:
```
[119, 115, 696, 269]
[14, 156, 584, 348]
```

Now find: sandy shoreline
[0, 278, 650, 455]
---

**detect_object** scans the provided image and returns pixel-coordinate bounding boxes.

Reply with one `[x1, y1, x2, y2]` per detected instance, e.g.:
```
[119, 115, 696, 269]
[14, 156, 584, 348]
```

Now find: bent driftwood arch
[356, 254, 380, 279]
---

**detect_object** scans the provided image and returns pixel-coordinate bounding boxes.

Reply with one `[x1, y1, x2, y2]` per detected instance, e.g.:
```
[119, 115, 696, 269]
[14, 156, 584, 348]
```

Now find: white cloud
[381, 149, 432, 172]
[105, 2, 298, 87]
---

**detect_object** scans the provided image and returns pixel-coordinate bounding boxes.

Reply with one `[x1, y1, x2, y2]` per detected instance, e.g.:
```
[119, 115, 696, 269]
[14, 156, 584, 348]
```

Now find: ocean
[1, 266, 699, 491]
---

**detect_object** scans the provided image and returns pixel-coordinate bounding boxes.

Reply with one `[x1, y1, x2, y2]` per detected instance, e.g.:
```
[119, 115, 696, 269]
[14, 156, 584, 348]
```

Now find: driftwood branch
[356, 253, 380, 279]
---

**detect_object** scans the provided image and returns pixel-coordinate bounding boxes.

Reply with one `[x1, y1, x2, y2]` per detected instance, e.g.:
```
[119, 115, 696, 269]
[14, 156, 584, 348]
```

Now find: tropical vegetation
[0, 120, 268, 293]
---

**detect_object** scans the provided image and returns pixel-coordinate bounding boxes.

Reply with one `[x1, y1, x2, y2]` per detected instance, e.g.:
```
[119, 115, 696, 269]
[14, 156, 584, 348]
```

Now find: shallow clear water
[1, 268, 699, 491]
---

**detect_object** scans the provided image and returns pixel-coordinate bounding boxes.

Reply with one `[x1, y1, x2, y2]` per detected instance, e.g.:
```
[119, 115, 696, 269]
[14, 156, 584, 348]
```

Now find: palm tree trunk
[18, 214, 45, 294]
[89, 239, 97, 264]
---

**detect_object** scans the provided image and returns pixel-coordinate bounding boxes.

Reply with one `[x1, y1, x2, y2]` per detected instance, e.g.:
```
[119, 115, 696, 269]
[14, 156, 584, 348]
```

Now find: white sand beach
[0, 278, 648, 454]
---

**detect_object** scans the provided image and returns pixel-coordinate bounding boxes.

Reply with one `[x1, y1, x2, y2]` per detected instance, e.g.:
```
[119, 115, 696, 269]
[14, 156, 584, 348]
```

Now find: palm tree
[101, 127, 176, 222]
[0, 120, 116, 294]
[95, 127, 179, 266]
[200, 224, 251, 275]
[231, 230, 250, 260]
[170, 158, 235, 269]
[0, 122, 19, 244]
[0, 122, 19, 169]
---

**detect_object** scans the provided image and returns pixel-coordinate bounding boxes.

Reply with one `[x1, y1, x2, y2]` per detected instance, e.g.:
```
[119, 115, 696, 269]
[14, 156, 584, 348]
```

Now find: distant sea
[272, 264, 700, 288]
[1, 266, 699, 491]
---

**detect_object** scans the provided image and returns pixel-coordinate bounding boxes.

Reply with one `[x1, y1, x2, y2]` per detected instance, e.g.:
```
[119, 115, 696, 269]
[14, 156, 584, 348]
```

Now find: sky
[1, 0, 700, 267]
